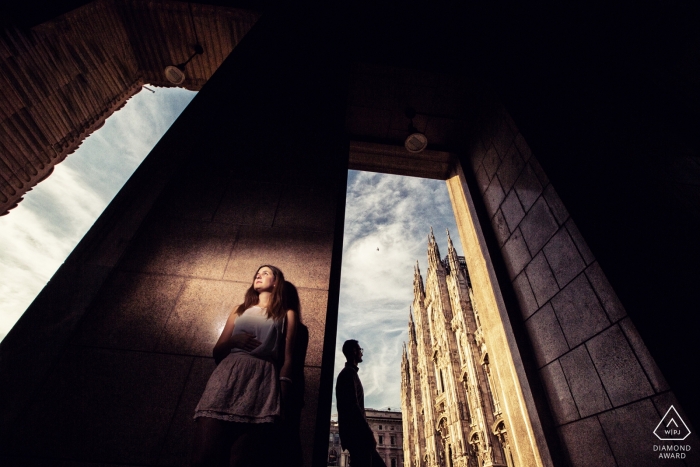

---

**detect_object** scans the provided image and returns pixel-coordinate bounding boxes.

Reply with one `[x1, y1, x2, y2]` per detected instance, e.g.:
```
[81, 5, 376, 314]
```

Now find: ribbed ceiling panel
[0, 0, 259, 214]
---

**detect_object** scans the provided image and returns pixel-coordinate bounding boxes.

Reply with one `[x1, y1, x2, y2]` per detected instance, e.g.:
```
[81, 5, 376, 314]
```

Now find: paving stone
[213, 179, 282, 227]
[223, 226, 335, 290]
[73, 272, 185, 352]
[495, 142, 525, 193]
[161, 170, 228, 223]
[551, 274, 610, 347]
[157, 357, 215, 466]
[492, 120, 516, 160]
[482, 144, 501, 179]
[120, 218, 239, 280]
[519, 197, 558, 255]
[543, 184, 569, 225]
[585, 262, 626, 322]
[514, 132, 532, 161]
[470, 138, 488, 168]
[273, 184, 338, 231]
[559, 345, 612, 417]
[501, 228, 531, 280]
[514, 163, 543, 211]
[619, 318, 669, 393]
[543, 228, 586, 288]
[525, 252, 559, 307]
[524, 303, 569, 367]
[558, 416, 616, 467]
[598, 399, 663, 467]
[294, 287, 329, 367]
[474, 163, 490, 195]
[529, 156, 549, 186]
[539, 360, 580, 424]
[10, 347, 192, 465]
[565, 218, 595, 266]
[587, 325, 655, 407]
[155, 279, 245, 356]
[483, 176, 506, 218]
[512, 271, 538, 319]
[492, 208, 510, 247]
[500, 190, 525, 232]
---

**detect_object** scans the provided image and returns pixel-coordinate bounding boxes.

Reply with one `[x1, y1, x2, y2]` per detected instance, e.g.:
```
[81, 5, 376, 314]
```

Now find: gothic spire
[413, 261, 425, 298]
[408, 307, 417, 342]
[427, 226, 441, 270]
[446, 228, 460, 272]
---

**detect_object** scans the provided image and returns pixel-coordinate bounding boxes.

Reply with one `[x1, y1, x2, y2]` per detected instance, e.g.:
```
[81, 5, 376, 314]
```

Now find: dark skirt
[194, 352, 280, 423]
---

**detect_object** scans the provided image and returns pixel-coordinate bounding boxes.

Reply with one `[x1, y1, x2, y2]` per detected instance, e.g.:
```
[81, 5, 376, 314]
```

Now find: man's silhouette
[335, 340, 387, 467]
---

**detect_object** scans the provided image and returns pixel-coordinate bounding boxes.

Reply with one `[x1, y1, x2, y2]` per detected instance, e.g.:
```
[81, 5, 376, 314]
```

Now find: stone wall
[467, 108, 699, 466]
[0, 7, 348, 466]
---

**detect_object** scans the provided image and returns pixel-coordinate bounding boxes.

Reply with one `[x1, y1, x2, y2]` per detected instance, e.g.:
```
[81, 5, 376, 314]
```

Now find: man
[335, 340, 387, 467]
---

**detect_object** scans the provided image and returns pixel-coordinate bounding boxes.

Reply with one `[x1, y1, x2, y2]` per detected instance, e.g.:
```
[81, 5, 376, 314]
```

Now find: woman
[191, 265, 297, 467]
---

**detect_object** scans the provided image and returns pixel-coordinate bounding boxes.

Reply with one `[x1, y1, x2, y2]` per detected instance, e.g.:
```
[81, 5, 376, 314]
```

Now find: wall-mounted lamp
[404, 107, 428, 153]
[164, 3, 204, 85]
[164, 43, 204, 85]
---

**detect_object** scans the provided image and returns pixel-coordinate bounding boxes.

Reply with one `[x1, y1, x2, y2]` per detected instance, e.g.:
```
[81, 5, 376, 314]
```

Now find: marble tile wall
[469, 108, 698, 466]
[5, 163, 340, 466]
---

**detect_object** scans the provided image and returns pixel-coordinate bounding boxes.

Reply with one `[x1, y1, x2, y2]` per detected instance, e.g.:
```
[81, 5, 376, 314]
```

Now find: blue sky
[0, 86, 197, 340]
[333, 171, 461, 414]
[0, 88, 462, 418]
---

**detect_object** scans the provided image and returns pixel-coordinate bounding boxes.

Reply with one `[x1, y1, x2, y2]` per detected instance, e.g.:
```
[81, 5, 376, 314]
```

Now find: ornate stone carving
[401, 230, 512, 467]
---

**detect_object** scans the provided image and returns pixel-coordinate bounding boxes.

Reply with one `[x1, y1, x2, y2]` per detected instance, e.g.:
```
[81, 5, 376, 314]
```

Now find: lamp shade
[164, 65, 186, 85]
[405, 132, 428, 153]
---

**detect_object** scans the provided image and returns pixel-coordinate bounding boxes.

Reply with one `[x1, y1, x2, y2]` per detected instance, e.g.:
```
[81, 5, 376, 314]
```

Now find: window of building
[379, 435, 384, 445]
[328, 449, 338, 466]
[391, 458, 397, 467]
[379, 425, 382, 430]
[390, 435, 395, 445]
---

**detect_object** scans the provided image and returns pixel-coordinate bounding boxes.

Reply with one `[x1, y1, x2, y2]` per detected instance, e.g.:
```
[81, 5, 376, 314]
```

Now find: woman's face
[253, 266, 276, 293]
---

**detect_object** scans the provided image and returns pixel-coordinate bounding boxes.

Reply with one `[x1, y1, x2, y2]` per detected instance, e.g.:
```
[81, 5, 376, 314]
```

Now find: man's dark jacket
[335, 362, 375, 450]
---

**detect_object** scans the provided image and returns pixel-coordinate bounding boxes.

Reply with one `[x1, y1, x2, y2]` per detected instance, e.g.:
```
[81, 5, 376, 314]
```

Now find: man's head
[342, 339, 363, 364]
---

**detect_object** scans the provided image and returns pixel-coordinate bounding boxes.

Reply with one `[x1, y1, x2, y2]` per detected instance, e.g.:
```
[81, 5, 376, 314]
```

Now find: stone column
[0, 6, 349, 467]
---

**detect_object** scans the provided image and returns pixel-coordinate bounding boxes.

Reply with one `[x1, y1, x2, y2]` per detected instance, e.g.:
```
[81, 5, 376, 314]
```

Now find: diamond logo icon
[654, 406, 691, 441]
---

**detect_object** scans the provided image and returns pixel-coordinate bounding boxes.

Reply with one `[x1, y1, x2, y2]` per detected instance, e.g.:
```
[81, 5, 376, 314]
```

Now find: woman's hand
[213, 311, 262, 364]
[230, 332, 262, 352]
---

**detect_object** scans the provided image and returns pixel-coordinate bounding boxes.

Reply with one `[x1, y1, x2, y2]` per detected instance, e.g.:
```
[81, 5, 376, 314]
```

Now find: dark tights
[191, 417, 271, 467]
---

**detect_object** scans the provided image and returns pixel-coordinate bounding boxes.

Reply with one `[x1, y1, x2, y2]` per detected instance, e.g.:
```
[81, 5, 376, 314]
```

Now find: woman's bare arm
[212, 310, 261, 364]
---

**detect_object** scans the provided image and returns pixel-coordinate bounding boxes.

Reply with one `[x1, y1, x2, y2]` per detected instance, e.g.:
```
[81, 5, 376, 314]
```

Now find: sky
[0, 86, 463, 420]
[332, 171, 462, 416]
[0, 86, 197, 341]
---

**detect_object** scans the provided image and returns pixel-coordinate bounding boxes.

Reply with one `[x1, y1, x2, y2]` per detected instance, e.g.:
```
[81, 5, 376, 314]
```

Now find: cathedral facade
[401, 230, 514, 467]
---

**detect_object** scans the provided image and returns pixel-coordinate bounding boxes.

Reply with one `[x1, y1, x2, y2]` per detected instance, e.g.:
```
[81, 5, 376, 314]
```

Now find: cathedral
[401, 230, 514, 467]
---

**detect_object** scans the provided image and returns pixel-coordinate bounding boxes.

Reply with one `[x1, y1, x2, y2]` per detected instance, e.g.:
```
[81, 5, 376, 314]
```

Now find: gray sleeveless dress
[194, 306, 285, 423]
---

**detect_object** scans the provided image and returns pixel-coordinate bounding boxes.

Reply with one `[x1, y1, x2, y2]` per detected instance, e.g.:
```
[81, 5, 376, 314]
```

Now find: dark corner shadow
[276, 281, 309, 467]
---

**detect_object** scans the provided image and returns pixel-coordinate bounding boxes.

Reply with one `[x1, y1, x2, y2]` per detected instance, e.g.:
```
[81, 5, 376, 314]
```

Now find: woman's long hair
[234, 265, 287, 320]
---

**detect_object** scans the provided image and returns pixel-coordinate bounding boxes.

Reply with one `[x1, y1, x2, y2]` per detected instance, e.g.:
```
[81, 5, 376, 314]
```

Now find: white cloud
[0, 87, 196, 341]
[332, 171, 462, 416]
